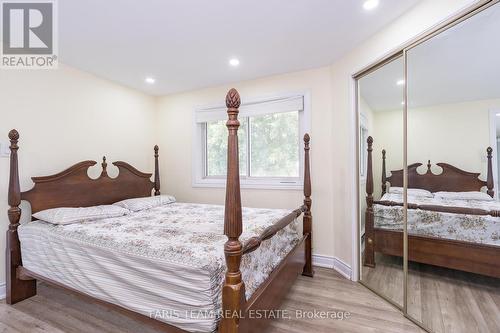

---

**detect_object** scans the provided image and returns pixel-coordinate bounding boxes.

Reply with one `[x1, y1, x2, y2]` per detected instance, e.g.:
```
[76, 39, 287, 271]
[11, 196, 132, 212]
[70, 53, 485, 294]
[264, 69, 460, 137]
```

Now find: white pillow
[388, 187, 404, 194]
[433, 191, 493, 201]
[33, 205, 129, 225]
[389, 187, 433, 198]
[113, 195, 176, 212]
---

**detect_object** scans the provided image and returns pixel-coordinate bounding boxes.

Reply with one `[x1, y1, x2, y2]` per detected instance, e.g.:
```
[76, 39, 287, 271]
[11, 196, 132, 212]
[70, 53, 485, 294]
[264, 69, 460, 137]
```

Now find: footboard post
[6, 130, 36, 304]
[154, 145, 161, 195]
[381, 149, 387, 195]
[302, 134, 314, 277]
[364, 136, 375, 267]
[487, 147, 494, 198]
[220, 89, 245, 333]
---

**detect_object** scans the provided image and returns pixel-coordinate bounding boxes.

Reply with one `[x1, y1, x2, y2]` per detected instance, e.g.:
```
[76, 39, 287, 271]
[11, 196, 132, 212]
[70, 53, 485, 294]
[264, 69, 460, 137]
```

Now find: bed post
[381, 149, 387, 195]
[154, 145, 161, 196]
[6, 129, 37, 304]
[364, 136, 375, 268]
[220, 89, 245, 333]
[302, 134, 314, 277]
[487, 147, 494, 198]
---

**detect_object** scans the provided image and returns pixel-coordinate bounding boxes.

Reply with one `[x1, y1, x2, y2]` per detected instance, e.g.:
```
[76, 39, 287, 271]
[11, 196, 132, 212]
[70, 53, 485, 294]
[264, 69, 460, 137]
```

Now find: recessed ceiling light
[229, 58, 240, 67]
[363, 0, 379, 11]
[396, 79, 405, 86]
[496, 113, 500, 117]
[145, 77, 156, 84]
[401, 101, 406, 105]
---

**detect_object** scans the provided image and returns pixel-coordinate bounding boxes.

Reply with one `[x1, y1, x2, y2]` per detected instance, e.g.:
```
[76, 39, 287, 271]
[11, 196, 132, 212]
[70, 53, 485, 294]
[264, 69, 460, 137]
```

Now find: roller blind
[195, 95, 304, 123]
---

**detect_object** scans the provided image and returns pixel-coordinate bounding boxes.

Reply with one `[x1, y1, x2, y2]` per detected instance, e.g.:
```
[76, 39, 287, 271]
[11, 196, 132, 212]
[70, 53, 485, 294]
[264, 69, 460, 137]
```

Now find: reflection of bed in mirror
[363, 136, 500, 278]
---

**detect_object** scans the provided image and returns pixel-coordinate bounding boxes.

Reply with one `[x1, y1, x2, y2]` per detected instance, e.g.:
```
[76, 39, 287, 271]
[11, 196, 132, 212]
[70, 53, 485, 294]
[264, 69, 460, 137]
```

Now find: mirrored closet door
[358, 56, 405, 308]
[406, 2, 500, 332]
[357, 1, 500, 332]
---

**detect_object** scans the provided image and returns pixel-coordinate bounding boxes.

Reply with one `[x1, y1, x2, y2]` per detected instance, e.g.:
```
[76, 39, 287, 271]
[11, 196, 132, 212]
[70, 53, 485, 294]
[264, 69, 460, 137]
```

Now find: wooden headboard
[8, 129, 161, 214]
[380, 146, 494, 197]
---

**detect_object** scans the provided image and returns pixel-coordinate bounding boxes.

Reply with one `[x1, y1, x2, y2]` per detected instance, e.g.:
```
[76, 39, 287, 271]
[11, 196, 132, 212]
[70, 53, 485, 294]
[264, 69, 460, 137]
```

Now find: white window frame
[192, 91, 311, 190]
[359, 113, 369, 184]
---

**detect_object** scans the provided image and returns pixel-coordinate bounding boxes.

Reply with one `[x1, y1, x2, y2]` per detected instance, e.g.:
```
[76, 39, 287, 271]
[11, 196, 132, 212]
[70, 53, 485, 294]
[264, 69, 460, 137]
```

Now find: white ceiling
[359, 57, 404, 111]
[58, 0, 420, 95]
[360, 2, 500, 112]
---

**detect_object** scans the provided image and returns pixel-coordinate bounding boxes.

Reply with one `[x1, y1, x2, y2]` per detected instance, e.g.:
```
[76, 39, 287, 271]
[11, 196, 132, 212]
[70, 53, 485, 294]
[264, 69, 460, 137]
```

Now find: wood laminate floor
[362, 254, 500, 333]
[0, 267, 422, 333]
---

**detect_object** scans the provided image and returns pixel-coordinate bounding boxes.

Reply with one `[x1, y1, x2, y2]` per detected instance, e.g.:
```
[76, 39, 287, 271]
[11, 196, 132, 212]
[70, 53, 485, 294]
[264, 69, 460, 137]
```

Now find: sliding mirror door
[406, 2, 500, 332]
[358, 57, 405, 307]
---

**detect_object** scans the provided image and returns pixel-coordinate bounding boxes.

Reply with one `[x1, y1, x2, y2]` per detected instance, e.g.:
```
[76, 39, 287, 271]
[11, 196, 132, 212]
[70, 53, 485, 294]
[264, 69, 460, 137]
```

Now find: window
[205, 118, 248, 177]
[193, 93, 310, 189]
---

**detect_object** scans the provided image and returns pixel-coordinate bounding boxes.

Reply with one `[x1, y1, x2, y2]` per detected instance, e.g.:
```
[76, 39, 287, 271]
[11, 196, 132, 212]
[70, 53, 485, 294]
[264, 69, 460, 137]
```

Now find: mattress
[18, 202, 301, 333]
[374, 193, 500, 246]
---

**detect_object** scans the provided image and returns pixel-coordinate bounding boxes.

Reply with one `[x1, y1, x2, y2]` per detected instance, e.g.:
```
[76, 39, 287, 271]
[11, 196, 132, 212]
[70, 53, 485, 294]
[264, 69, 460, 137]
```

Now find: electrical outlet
[0, 141, 10, 158]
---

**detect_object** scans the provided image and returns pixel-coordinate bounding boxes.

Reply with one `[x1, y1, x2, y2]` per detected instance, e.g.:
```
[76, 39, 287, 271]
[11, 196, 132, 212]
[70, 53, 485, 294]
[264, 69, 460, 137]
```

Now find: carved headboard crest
[8, 129, 161, 215]
[381, 147, 494, 197]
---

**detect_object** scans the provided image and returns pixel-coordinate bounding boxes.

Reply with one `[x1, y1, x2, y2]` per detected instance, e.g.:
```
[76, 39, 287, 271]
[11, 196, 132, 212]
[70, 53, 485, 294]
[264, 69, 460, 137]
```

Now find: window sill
[192, 179, 303, 191]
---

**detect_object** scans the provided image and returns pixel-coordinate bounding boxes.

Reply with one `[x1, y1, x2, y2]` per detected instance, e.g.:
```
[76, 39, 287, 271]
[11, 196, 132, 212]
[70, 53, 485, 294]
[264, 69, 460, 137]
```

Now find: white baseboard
[312, 254, 334, 268]
[312, 254, 352, 280]
[332, 257, 352, 280]
[0, 282, 6, 300]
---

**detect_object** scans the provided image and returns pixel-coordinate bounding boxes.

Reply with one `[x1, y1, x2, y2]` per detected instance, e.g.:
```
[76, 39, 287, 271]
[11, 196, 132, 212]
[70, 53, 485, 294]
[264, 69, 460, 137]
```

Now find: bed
[363, 136, 500, 278]
[6, 88, 314, 333]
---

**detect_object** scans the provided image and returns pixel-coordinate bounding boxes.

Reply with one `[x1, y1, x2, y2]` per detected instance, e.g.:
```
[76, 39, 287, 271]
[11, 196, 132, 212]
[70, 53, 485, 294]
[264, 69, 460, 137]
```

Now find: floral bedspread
[24, 202, 301, 302]
[374, 193, 500, 245]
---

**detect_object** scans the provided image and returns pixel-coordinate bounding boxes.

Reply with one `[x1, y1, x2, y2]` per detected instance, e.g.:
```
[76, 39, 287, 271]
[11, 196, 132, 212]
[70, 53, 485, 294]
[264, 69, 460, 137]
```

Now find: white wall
[373, 99, 500, 194]
[372, 108, 404, 199]
[157, 67, 334, 258]
[407, 100, 498, 178]
[0, 64, 157, 282]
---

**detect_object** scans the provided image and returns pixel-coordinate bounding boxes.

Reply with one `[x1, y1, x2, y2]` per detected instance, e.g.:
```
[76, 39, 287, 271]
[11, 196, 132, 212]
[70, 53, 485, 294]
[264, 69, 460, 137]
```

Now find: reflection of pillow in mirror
[388, 187, 404, 194]
[389, 187, 433, 198]
[389, 186, 403, 194]
[433, 191, 493, 201]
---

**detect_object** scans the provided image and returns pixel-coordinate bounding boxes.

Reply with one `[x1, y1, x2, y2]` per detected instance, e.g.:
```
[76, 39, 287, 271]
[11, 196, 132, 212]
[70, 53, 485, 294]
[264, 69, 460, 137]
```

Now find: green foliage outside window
[206, 118, 247, 176]
[206, 112, 299, 178]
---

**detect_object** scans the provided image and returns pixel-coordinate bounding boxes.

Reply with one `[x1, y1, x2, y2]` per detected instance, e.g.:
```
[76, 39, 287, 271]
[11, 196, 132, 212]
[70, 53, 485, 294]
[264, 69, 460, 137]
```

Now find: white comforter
[374, 193, 500, 246]
[18, 202, 301, 333]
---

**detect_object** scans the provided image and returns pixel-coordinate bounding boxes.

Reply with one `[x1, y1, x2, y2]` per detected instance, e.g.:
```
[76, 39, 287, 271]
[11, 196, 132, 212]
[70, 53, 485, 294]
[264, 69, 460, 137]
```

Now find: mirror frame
[354, 0, 500, 331]
[355, 53, 405, 311]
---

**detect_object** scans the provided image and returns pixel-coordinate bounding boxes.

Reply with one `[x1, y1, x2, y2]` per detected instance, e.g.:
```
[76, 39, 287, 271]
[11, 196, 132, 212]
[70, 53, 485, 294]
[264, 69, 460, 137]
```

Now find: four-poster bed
[364, 136, 500, 278]
[6, 88, 314, 333]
